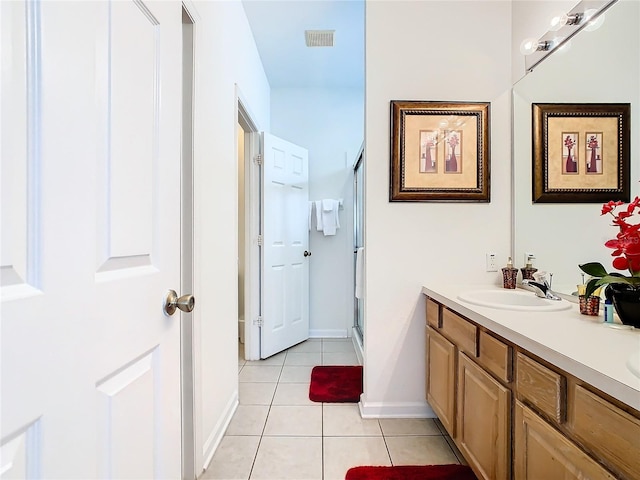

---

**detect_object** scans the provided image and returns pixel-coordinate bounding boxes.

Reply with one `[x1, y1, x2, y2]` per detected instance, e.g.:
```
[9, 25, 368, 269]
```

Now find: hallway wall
[190, 0, 270, 471]
[271, 87, 365, 337]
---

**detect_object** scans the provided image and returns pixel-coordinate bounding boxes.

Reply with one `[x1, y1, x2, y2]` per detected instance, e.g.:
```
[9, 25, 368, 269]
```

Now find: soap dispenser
[521, 255, 538, 281]
[502, 257, 518, 289]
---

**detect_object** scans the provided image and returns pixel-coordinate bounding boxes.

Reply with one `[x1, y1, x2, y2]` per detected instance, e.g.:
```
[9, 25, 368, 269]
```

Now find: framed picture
[390, 101, 490, 202]
[532, 103, 630, 203]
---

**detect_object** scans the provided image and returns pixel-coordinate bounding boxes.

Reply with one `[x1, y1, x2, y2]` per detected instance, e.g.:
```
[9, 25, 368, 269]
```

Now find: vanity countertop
[422, 284, 640, 411]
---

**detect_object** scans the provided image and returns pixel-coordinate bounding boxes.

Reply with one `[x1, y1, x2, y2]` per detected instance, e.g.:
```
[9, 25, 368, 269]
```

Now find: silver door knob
[164, 290, 195, 316]
[304, 250, 312, 257]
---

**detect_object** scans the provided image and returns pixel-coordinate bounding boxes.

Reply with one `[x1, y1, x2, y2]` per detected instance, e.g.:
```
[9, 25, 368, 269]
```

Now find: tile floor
[201, 338, 466, 480]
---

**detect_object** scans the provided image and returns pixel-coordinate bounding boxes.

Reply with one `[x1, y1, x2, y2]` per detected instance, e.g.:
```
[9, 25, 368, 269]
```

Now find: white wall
[363, 0, 513, 417]
[189, 0, 270, 472]
[271, 87, 365, 337]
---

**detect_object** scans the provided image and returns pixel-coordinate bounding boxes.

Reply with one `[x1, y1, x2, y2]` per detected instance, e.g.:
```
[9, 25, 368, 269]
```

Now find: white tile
[200, 435, 259, 480]
[323, 405, 382, 437]
[225, 405, 269, 436]
[379, 418, 441, 436]
[245, 351, 286, 366]
[238, 365, 282, 383]
[284, 352, 322, 366]
[272, 383, 315, 406]
[322, 340, 355, 353]
[323, 352, 359, 366]
[279, 365, 313, 383]
[385, 435, 459, 465]
[239, 382, 276, 405]
[288, 340, 322, 353]
[264, 405, 322, 436]
[445, 435, 468, 466]
[323, 436, 391, 480]
[251, 436, 322, 480]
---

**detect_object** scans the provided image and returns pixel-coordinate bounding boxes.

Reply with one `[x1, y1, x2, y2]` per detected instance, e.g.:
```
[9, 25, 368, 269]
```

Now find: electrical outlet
[486, 253, 498, 272]
[524, 252, 536, 266]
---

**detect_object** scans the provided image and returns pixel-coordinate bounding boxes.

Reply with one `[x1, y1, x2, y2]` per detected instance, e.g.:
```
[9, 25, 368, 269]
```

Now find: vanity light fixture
[550, 12, 584, 31]
[520, 38, 553, 56]
[522, 0, 617, 73]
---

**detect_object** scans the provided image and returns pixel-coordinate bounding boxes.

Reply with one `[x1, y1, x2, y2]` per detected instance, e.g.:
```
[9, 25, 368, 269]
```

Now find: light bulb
[520, 38, 553, 56]
[549, 11, 568, 31]
[520, 38, 538, 55]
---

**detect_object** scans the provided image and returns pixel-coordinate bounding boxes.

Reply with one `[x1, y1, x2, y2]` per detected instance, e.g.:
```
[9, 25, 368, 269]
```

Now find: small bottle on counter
[502, 257, 518, 289]
[604, 299, 614, 323]
[521, 255, 538, 281]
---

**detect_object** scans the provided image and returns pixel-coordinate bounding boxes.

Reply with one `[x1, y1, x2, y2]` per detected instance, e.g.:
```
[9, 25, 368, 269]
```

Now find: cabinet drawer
[478, 331, 511, 383]
[572, 385, 640, 480]
[516, 353, 565, 423]
[441, 309, 477, 356]
[426, 298, 440, 328]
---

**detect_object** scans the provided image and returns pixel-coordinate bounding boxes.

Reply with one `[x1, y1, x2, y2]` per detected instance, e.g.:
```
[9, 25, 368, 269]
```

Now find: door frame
[236, 88, 261, 361]
[181, 2, 197, 478]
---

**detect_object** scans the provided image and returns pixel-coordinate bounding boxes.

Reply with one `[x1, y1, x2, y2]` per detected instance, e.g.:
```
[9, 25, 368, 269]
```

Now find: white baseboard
[358, 399, 436, 419]
[201, 392, 239, 474]
[310, 329, 349, 338]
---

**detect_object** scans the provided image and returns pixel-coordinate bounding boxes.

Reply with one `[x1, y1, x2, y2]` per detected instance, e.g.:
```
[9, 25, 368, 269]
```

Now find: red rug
[345, 465, 476, 480]
[309, 365, 363, 403]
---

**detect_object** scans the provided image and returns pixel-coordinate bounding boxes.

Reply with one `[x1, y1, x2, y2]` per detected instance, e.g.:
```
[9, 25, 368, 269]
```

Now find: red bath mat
[345, 465, 476, 480]
[309, 365, 363, 403]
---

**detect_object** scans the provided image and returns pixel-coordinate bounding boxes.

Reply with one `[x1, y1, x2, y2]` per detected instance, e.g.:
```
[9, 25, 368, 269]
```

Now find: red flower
[601, 196, 640, 275]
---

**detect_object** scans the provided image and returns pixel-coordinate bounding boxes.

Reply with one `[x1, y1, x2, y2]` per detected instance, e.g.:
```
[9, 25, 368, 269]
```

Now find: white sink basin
[627, 352, 640, 379]
[457, 289, 572, 312]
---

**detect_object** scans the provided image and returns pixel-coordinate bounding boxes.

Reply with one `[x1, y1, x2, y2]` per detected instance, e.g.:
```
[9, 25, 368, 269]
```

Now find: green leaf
[579, 262, 608, 278]
[584, 278, 602, 299]
[584, 275, 640, 298]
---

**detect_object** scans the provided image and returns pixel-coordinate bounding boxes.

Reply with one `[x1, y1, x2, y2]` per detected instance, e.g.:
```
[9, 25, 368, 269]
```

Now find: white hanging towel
[355, 247, 365, 299]
[315, 200, 323, 231]
[308, 201, 314, 231]
[321, 198, 340, 236]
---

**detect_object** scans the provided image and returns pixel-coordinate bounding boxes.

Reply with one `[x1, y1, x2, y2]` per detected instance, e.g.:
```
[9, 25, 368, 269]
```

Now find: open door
[260, 133, 310, 358]
[1, 2, 183, 476]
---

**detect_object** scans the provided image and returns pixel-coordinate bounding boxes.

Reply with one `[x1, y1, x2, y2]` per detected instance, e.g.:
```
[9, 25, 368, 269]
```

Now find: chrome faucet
[522, 279, 562, 301]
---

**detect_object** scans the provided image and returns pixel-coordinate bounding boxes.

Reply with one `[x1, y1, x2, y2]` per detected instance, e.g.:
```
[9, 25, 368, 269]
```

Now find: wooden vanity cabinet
[426, 305, 511, 480]
[426, 327, 456, 435]
[425, 296, 640, 480]
[457, 352, 510, 480]
[514, 401, 615, 480]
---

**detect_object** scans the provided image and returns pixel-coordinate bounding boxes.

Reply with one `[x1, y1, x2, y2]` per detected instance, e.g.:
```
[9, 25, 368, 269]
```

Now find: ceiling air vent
[305, 30, 335, 47]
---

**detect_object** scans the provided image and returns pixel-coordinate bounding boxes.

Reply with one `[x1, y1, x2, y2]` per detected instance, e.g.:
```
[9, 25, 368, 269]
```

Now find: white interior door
[1, 1, 183, 477]
[261, 133, 309, 358]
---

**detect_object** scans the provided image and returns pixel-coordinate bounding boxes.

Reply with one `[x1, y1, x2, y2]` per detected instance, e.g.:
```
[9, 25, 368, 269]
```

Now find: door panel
[261, 133, 309, 358]
[1, 1, 182, 477]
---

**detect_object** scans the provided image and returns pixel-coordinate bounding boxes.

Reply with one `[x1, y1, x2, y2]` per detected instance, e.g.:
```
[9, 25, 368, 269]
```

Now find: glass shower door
[353, 148, 364, 342]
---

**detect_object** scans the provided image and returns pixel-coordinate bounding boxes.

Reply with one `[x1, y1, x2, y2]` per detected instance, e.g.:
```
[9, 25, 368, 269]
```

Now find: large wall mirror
[513, 0, 640, 294]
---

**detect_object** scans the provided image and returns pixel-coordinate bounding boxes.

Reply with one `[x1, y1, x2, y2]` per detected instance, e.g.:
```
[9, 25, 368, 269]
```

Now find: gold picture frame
[532, 103, 630, 203]
[389, 100, 490, 202]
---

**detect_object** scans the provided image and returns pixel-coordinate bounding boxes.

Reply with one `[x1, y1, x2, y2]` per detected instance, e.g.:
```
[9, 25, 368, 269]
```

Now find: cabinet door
[457, 353, 511, 480]
[515, 401, 615, 480]
[426, 327, 456, 436]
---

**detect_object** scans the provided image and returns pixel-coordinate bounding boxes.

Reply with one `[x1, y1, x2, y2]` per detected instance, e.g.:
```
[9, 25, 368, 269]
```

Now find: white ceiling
[241, 0, 365, 89]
